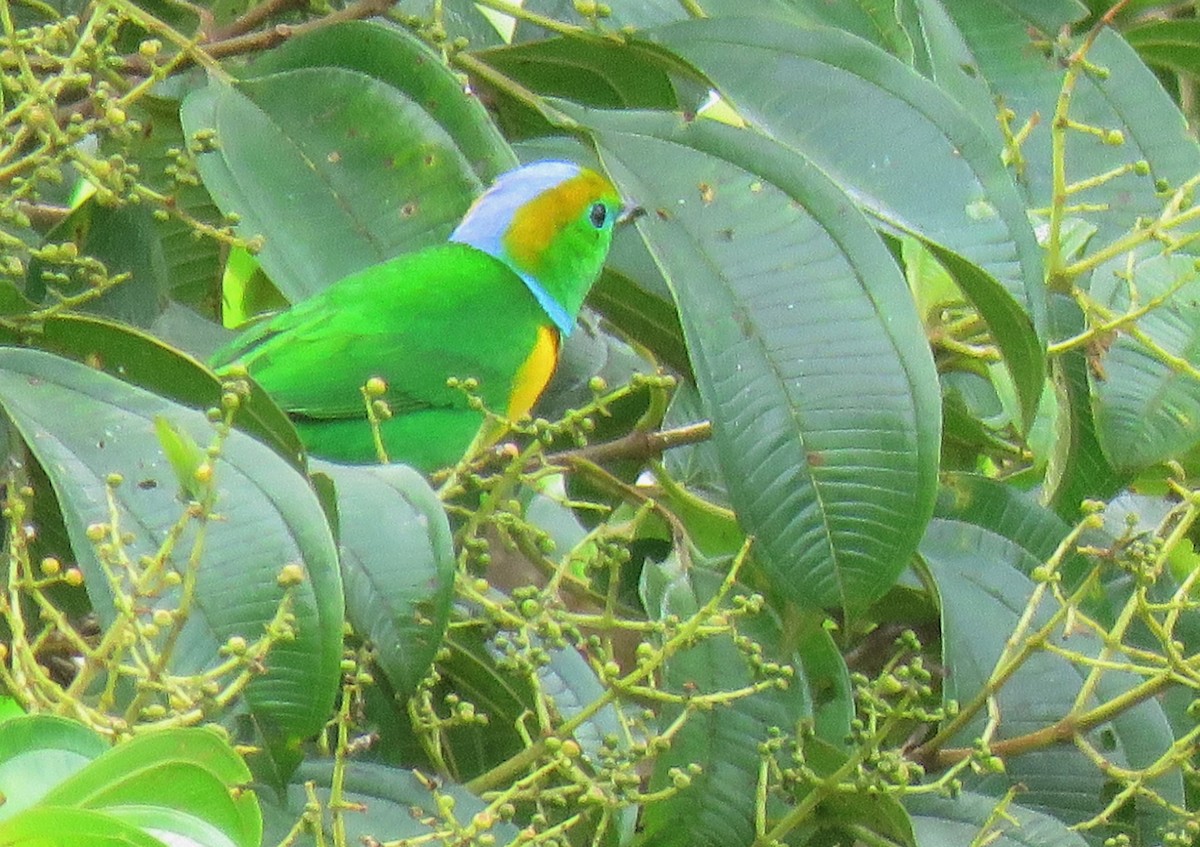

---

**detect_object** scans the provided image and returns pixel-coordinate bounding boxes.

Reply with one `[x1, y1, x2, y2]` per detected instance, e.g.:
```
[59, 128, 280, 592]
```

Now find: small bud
[40, 556, 61, 576]
[277, 563, 306, 586]
[364, 376, 387, 397]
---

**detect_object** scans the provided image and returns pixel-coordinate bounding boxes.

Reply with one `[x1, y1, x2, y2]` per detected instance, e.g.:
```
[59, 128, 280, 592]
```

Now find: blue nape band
[519, 272, 574, 336]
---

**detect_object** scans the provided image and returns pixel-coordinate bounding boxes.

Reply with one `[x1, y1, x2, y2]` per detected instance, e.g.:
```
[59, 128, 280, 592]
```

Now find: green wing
[211, 244, 551, 467]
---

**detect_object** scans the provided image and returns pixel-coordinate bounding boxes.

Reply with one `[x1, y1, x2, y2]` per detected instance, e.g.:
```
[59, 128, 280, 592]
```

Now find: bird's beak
[617, 204, 646, 227]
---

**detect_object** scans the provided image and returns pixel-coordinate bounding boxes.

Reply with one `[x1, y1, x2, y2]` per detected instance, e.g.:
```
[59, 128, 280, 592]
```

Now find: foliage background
[4, 0, 1200, 845]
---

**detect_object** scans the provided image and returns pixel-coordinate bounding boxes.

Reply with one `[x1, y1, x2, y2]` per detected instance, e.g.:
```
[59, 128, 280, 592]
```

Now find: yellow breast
[507, 325, 560, 420]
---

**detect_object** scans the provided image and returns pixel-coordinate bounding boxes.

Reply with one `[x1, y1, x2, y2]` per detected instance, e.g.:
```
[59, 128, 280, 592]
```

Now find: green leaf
[182, 24, 513, 304]
[117, 93, 223, 319]
[1089, 253, 1200, 471]
[1045, 294, 1126, 516]
[637, 561, 812, 847]
[38, 312, 305, 469]
[580, 106, 941, 614]
[0, 348, 344, 760]
[399, 0, 511, 47]
[920, 514, 1181, 840]
[933, 472, 1097, 597]
[590, 268, 690, 378]
[1125, 20, 1200, 81]
[792, 737, 916, 845]
[40, 728, 259, 847]
[314, 461, 455, 698]
[793, 621, 854, 748]
[154, 415, 207, 500]
[0, 715, 108, 821]
[515, 0, 684, 41]
[260, 761, 521, 845]
[479, 37, 677, 136]
[907, 790, 1089, 847]
[27, 201, 169, 328]
[922, 2, 1200, 247]
[0, 720, 259, 847]
[0, 807, 170, 847]
[243, 20, 514, 179]
[642, 16, 1047, 421]
[435, 624, 531, 778]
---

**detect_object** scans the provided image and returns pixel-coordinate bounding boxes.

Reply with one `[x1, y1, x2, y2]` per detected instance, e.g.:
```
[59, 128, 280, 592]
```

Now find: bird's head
[449, 160, 624, 335]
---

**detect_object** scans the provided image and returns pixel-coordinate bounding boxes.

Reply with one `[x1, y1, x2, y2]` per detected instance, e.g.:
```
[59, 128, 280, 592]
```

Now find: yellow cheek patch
[507, 325, 560, 420]
[503, 169, 617, 273]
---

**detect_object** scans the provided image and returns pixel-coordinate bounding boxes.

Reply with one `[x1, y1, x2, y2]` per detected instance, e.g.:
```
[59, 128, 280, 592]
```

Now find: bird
[209, 160, 626, 472]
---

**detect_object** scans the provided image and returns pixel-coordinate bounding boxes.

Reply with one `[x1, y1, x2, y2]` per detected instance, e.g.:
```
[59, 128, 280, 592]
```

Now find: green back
[212, 243, 551, 469]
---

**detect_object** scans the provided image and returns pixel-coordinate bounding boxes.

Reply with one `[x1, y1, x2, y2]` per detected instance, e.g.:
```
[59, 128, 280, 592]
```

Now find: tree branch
[546, 421, 712, 466]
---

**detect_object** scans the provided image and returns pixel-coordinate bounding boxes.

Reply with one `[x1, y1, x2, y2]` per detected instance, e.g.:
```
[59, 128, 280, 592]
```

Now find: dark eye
[589, 202, 608, 229]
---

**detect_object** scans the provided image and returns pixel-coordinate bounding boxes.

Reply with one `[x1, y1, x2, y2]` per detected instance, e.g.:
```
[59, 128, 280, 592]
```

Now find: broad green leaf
[515, 0, 684, 41]
[182, 25, 512, 304]
[436, 624, 531, 778]
[0, 806, 169, 847]
[39, 312, 304, 469]
[920, 516, 1180, 840]
[921, 2, 1200, 247]
[102, 806, 238, 847]
[791, 737, 916, 845]
[1089, 253, 1200, 471]
[580, 106, 940, 613]
[793, 621, 854, 748]
[642, 16, 1046, 422]
[315, 461, 455, 698]
[26, 201, 169, 328]
[1045, 294, 1126, 516]
[0, 348, 344, 758]
[154, 415, 208, 500]
[537, 637, 627, 765]
[479, 37, 677, 136]
[398, 0, 511, 47]
[934, 472, 1097, 595]
[907, 790, 1088, 847]
[1125, 20, 1200, 81]
[590, 269, 690, 377]
[117, 93, 224, 319]
[41, 728, 259, 847]
[638, 561, 813, 847]
[57, 764, 252, 847]
[260, 761, 521, 845]
[243, 21, 514, 179]
[0, 715, 107, 821]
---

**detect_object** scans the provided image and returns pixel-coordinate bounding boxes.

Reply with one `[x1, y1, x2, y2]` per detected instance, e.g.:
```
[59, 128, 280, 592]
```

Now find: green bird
[210, 161, 625, 472]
